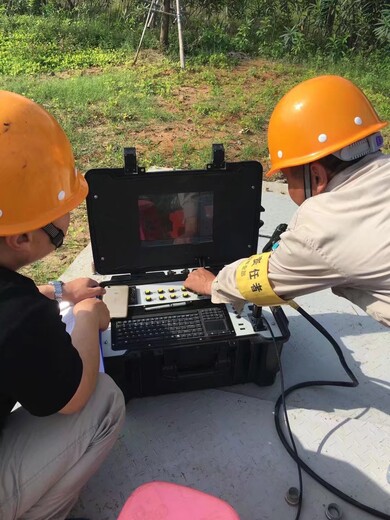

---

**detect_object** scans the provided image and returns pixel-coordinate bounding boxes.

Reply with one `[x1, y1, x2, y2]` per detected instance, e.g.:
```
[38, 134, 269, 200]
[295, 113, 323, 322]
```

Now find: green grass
[3, 58, 388, 169]
[3, 56, 388, 284]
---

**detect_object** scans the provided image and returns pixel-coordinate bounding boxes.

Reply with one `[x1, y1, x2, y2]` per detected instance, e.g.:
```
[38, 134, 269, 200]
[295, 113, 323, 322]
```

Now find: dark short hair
[317, 154, 362, 175]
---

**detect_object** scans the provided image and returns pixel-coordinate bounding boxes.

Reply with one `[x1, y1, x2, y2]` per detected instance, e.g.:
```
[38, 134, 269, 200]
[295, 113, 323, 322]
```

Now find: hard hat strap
[303, 164, 312, 200]
[41, 223, 64, 249]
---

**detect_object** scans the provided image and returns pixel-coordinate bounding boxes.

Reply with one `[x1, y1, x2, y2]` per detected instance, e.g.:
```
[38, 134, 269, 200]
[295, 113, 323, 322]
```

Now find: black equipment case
[86, 145, 290, 401]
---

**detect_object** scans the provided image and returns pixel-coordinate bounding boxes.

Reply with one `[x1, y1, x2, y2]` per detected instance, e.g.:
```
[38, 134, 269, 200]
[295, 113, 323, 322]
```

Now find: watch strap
[49, 280, 64, 302]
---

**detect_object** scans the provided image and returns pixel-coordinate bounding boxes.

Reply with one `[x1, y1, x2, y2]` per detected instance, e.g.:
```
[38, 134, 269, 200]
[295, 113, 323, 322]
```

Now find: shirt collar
[325, 151, 383, 192]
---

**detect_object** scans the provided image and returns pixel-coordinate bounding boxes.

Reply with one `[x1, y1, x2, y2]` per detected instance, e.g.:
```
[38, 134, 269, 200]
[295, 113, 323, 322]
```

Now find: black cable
[271, 305, 390, 520]
[261, 224, 288, 253]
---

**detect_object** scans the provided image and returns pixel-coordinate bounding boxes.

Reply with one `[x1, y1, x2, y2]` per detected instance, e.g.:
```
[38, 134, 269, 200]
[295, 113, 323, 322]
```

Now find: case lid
[86, 149, 263, 275]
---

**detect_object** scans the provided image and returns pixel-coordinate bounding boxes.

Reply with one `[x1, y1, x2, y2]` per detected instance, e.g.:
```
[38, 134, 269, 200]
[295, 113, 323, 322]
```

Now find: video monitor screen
[138, 192, 213, 246]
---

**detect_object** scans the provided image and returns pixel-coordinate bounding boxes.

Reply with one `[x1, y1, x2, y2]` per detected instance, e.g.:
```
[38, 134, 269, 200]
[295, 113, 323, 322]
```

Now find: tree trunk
[160, 0, 171, 49]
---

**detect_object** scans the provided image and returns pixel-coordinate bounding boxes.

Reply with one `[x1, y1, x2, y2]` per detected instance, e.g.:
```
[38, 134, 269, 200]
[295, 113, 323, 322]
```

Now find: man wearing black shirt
[0, 91, 125, 519]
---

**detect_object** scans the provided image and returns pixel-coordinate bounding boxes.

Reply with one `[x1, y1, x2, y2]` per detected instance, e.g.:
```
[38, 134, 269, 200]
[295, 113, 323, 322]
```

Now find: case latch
[207, 143, 226, 170]
[123, 147, 146, 174]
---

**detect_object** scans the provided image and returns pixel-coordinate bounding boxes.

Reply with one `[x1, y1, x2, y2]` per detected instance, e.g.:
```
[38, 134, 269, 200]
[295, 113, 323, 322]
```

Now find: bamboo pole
[133, 0, 157, 66]
[175, 0, 185, 69]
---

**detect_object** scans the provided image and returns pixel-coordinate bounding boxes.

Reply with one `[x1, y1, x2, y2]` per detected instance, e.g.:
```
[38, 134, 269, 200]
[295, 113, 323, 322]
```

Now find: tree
[160, 0, 171, 48]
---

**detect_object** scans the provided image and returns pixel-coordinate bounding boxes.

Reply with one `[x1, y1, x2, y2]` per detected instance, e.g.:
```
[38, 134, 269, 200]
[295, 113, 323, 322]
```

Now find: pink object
[117, 481, 240, 520]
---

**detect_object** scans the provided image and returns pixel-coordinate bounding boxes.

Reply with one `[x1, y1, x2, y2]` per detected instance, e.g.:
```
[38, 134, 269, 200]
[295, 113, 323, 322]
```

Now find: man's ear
[310, 162, 329, 195]
[4, 233, 33, 252]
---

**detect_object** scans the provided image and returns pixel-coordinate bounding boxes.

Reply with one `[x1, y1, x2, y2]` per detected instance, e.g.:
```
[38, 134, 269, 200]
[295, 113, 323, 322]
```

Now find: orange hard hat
[266, 75, 387, 177]
[0, 90, 88, 235]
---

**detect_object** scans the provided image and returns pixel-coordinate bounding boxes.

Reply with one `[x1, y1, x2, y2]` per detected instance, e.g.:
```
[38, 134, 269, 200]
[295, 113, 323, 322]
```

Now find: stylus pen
[145, 302, 189, 311]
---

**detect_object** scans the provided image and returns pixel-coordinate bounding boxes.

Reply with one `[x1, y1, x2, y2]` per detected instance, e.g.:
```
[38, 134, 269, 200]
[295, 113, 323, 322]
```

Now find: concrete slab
[68, 184, 390, 520]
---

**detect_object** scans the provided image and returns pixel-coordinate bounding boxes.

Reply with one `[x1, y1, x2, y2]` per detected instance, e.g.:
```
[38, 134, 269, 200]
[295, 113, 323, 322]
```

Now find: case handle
[161, 350, 231, 381]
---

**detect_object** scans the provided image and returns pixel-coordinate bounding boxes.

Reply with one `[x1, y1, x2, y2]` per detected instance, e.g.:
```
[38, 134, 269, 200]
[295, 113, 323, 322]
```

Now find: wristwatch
[49, 280, 64, 302]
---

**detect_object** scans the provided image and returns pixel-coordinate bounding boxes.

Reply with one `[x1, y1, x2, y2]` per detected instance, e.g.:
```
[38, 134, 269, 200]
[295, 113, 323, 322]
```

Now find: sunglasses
[41, 223, 65, 249]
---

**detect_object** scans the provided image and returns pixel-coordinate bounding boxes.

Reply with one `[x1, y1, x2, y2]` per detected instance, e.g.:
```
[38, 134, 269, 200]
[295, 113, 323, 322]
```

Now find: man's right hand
[184, 268, 216, 295]
[73, 298, 110, 331]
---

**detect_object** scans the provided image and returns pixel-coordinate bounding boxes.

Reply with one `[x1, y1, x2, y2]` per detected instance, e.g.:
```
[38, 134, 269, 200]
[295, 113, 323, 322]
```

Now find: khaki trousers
[0, 373, 125, 520]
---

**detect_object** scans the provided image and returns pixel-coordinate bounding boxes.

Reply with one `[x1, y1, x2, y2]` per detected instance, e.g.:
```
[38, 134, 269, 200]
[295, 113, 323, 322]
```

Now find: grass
[3, 54, 388, 284]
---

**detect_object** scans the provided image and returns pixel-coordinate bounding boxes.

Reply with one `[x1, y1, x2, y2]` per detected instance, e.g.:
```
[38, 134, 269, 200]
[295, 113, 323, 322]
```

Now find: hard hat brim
[1, 173, 89, 235]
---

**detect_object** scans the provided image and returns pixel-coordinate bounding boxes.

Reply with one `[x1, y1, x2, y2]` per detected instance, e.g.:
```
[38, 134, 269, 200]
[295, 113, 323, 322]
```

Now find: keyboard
[112, 307, 233, 350]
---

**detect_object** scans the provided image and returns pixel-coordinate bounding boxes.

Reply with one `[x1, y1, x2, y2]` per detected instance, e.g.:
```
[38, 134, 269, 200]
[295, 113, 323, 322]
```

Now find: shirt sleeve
[1, 294, 82, 416]
[211, 258, 248, 312]
[268, 209, 348, 299]
[211, 206, 348, 305]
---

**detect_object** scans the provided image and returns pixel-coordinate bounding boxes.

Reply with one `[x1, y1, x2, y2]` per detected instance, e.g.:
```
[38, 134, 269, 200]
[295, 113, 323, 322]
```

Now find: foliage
[0, 0, 388, 66]
[374, 7, 390, 46]
[0, 11, 156, 74]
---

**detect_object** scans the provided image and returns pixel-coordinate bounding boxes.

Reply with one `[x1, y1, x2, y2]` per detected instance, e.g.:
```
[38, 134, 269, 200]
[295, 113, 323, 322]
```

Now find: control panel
[101, 278, 286, 358]
[135, 282, 208, 306]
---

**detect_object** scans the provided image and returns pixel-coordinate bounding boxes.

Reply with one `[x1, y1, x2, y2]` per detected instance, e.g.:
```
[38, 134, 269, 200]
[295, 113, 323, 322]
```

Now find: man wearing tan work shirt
[184, 75, 390, 328]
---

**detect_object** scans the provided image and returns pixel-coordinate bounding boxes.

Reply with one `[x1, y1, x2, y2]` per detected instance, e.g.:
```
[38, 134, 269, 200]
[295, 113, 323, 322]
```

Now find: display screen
[138, 192, 213, 246]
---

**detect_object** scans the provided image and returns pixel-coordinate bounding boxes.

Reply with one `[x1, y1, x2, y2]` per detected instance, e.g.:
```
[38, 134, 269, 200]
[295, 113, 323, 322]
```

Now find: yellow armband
[236, 252, 286, 306]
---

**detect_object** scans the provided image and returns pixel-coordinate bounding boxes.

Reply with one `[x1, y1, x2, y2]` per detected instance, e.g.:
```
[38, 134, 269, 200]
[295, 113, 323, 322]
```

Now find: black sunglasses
[41, 223, 65, 249]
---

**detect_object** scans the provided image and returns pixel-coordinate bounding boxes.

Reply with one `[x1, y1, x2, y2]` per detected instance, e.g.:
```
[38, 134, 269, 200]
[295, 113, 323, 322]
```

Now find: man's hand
[73, 298, 110, 331]
[62, 278, 106, 304]
[184, 268, 216, 295]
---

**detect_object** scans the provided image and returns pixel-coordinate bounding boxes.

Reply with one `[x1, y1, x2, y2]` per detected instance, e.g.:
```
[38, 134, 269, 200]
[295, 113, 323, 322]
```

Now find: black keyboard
[112, 307, 233, 350]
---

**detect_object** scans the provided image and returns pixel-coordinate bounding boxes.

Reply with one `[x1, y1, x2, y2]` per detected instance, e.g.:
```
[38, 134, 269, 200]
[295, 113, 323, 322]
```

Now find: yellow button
[145, 296, 152, 302]
[168, 287, 175, 293]
[181, 286, 186, 291]
[182, 292, 189, 298]
[159, 295, 166, 300]
[145, 289, 152, 295]
[158, 288, 164, 294]
[170, 294, 177, 299]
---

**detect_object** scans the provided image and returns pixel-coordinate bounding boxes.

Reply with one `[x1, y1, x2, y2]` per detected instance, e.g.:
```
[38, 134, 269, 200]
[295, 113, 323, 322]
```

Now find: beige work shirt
[212, 152, 390, 327]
